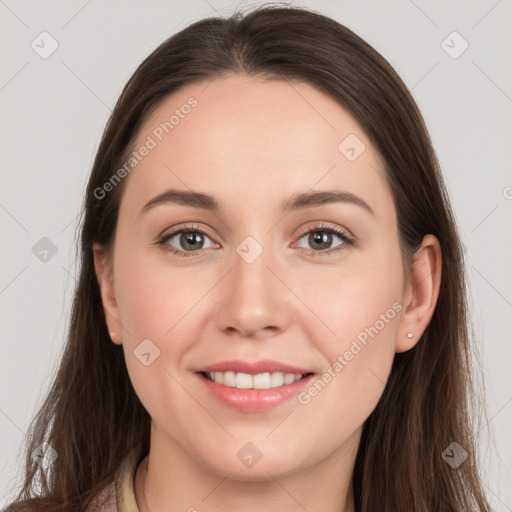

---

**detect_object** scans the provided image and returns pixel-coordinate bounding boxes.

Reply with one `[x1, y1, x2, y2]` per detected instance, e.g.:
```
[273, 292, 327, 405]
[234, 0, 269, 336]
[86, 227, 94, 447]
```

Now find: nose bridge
[214, 234, 292, 338]
[233, 237, 271, 297]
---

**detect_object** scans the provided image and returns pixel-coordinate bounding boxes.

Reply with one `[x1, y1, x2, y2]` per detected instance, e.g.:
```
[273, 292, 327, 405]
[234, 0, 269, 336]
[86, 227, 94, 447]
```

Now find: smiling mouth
[199, 371, 314, 389]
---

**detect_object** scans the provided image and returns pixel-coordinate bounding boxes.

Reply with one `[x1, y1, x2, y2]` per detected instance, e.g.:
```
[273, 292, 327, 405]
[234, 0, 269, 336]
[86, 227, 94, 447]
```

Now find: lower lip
[197, 373, 314, 411]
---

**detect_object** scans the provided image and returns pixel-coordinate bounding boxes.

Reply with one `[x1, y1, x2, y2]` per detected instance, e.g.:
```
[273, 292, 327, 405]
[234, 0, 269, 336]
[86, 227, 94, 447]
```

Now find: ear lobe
[396, 234, 442, 353]
[93, 242, 122, 345]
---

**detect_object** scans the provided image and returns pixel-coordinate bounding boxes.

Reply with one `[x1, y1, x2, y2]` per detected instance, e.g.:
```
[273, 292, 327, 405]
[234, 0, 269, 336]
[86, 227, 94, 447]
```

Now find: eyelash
[155, 222, 354, 258]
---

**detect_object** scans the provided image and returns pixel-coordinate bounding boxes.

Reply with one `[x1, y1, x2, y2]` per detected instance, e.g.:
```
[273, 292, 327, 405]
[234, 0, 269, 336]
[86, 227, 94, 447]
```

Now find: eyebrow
[138, 188, 374, 218]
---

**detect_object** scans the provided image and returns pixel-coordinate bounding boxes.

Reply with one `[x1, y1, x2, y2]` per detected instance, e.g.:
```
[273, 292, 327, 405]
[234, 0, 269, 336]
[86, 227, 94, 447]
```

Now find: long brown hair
[5, 4, 493, 511]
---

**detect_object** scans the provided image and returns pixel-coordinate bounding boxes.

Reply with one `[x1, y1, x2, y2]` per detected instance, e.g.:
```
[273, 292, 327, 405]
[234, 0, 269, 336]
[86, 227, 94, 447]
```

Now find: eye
[156, 222, 354, 258]
[157, 224, 217, 257]
[294, 224, 353, 255]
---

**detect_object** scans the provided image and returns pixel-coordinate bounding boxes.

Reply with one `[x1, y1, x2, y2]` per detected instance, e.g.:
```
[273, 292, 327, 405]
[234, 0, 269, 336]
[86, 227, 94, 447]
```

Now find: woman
[5, 4, 493, 511]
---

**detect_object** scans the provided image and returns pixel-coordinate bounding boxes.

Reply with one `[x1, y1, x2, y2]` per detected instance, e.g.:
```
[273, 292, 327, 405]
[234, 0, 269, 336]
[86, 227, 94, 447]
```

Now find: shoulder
[3, 476, 120, 512]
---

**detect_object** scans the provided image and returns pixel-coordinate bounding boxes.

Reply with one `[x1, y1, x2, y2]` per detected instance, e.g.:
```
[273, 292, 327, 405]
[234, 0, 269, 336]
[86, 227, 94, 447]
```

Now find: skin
[94, 74, 441, 512]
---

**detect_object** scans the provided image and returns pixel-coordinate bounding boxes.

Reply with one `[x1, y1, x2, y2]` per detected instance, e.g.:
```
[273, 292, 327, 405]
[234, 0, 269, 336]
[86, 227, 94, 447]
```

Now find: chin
[196, 442, 310, 482]
[208, 459, 301, 482]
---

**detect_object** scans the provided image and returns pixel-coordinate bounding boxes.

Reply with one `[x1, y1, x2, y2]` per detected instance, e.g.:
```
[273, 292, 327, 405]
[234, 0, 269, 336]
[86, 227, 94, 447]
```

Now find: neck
[134, 427, 359, 512]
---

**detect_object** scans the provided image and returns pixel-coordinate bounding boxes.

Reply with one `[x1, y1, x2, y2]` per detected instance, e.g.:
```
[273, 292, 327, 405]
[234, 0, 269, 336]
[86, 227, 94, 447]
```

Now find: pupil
[181, 231, 203, 250]
[310, 231, 331, 250]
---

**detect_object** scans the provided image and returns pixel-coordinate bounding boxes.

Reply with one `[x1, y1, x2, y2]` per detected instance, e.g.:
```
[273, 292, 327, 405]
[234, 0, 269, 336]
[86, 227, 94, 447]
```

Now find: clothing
[86, 451, 141, 512]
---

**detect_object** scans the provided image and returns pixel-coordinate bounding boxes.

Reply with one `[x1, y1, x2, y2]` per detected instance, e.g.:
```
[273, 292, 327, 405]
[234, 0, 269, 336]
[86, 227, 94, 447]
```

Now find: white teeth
[270, 372, 284, 387]
[253, 373, 271, 389]
[235, 372, 253, 389]
[206, 371, 305, 389]
[223, 371, 236, 387]
[284, 373, 295, 385]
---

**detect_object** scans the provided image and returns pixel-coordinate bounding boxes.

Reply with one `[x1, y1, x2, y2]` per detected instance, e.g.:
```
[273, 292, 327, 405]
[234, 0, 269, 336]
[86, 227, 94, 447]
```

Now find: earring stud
[407, 332, 413, 338]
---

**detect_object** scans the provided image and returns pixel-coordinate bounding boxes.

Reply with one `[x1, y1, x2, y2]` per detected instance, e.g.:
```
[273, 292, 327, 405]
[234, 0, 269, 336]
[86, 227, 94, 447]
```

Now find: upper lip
[198, 359, 313, 375]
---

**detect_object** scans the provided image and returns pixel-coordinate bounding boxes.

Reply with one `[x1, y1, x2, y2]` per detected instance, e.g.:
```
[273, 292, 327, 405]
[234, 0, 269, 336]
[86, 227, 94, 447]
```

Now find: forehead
[120, 74, 393, 220]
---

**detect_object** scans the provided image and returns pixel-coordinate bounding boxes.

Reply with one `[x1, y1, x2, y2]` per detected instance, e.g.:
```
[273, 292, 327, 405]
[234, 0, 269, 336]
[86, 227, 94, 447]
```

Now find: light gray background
[1, 0, 511, 509]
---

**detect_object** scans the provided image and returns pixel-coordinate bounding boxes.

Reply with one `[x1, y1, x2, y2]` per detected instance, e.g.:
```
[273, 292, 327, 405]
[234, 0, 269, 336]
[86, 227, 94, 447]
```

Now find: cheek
[292, 283, 400, 456]
[112, 248, 201, 424]
[112, 243, 221, 400]
[302, 268, 400, 403]
[294, 240, 403, 420]
[114, 243, 202, 342]
[299, 240, 404, 353]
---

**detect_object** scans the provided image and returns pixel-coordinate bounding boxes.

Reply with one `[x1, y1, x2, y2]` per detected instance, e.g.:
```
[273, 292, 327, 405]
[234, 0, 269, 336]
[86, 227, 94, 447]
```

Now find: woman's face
[95, 74, 420, 480]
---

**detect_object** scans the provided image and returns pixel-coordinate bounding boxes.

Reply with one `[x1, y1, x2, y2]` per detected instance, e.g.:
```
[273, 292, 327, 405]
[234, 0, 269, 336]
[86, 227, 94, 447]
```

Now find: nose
[214, 241, 294, 339]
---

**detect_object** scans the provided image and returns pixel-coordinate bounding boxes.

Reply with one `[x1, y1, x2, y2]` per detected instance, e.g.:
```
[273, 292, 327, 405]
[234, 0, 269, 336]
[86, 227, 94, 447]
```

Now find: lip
[195, 359, 315, 412]
[198, 359, 311, 375]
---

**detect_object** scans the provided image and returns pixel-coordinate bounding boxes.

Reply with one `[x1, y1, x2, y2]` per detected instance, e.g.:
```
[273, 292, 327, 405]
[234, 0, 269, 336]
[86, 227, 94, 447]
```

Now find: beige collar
[114, 450, 143, 512]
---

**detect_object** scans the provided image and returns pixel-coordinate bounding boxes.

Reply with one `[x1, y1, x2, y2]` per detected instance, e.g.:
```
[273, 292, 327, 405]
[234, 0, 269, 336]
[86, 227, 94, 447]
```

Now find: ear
[396, 234, 442, 353]
[93, 242, 123, 345]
